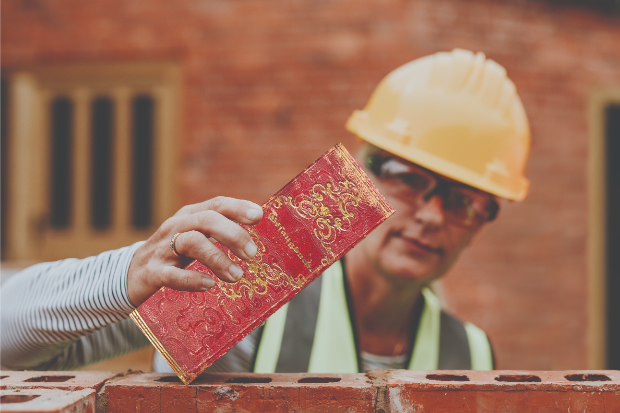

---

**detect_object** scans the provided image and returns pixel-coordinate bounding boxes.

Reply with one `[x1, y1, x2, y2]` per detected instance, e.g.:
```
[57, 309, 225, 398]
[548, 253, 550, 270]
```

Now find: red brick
[387, 370, 620, 412]
[0, 388, 95, 413]
[106, 372, 376, 412]
[105, 379, 161, 413]
[161, 380, 197, 412]
[0, 371, 121, 391]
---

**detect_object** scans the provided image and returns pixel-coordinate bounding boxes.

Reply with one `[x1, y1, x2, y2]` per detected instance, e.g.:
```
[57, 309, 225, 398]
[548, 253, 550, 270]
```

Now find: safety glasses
[365, 153, 499, 227]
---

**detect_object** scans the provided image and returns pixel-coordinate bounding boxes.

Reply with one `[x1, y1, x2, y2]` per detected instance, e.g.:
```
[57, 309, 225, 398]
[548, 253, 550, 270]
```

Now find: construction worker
[2, 49, 529, 374]
[244, 48, 530, 373]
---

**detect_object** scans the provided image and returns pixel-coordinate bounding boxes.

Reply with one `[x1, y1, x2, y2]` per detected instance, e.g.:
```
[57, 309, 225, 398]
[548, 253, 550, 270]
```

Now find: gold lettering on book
[268, 210, 313, 270]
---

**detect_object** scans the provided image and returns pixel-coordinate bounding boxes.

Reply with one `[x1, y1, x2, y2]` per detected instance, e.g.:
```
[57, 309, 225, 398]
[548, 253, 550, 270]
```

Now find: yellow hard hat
[346, 49, 530, 201]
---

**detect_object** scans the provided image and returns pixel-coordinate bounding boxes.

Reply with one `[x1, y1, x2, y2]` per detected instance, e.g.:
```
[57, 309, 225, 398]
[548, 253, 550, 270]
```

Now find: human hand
[127, 197, 263, 306]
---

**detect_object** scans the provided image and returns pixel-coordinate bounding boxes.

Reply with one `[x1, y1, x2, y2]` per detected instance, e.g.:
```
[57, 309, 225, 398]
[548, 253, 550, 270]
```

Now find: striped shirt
[0, 242, 260, 373]
[1, 243, 147, 370]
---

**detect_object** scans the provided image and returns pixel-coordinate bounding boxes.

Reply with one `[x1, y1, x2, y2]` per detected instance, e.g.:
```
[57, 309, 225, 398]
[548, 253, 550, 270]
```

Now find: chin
[377, 255, 441, 285]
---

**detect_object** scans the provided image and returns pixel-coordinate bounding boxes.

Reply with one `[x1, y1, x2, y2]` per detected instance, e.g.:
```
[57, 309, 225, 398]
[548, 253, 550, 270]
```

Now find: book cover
[131, 143, 394, 384]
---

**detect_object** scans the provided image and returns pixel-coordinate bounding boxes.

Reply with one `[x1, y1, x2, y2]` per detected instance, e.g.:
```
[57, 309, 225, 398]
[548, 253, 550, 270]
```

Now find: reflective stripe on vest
[254, 261, 494, 373]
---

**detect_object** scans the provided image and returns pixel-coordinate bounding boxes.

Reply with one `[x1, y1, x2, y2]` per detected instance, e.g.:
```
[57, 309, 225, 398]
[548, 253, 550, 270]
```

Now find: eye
[449, 190, 473, 208]
[366, 155, 391, 178]
[398, 173, 431, 192]
[447, 190, 476, 220]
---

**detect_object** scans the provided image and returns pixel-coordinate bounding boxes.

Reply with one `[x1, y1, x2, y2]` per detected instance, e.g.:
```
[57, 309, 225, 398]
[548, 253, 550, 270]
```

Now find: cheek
[364, 214, 403, 247]
[441, 226, 481, 263]
[360, 226, 387, 257]
[354, 220, 398, 266]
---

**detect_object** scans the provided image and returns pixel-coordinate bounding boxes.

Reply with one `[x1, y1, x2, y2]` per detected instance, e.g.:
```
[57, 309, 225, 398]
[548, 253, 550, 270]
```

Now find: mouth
[401, 237, 443, 255]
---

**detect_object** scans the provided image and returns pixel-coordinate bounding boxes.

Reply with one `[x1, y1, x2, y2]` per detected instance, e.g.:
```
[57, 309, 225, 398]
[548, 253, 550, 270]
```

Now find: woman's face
[352, 147, 495, 285]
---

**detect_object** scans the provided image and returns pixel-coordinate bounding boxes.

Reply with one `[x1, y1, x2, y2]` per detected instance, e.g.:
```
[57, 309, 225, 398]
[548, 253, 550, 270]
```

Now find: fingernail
[201, 277, 215, 291]
[229, 263, 244, 281]
[244, 242, 257, 258]
[246, 208, 261, 221]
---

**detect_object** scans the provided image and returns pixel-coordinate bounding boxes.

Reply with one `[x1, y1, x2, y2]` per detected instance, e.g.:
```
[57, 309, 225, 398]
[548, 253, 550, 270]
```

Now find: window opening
[132, 95, 154, 229]
[50, 97, 73, 229]
[1, 79, 9, 258]
[90, 97, 114, 230]
[606, 104, 620, 369]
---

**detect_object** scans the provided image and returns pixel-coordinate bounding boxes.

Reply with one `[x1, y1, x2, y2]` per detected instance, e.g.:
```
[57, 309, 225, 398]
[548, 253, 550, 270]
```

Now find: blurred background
[1, 0, 619, 371]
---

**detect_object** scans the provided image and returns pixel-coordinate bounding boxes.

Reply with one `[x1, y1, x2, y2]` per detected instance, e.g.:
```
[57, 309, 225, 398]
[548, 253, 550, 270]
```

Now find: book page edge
[130, 310, 194, 385]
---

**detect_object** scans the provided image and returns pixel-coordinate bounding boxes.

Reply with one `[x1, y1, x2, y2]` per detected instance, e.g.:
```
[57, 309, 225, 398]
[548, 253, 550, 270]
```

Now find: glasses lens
[373, 158, 434, 200]
[445, 187, 498, 226]
[445, 188, 478, 225]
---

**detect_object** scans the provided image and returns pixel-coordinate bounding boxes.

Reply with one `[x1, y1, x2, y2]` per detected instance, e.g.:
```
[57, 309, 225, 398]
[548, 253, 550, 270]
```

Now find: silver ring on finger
[170, 233, 183, 257]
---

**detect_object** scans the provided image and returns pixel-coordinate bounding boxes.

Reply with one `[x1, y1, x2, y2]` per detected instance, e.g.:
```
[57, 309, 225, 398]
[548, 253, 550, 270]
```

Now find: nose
[413, 193, 445, 228]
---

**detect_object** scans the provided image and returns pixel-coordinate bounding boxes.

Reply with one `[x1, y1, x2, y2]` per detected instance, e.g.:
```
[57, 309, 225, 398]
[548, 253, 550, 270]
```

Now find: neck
[344, 246, 424, 356]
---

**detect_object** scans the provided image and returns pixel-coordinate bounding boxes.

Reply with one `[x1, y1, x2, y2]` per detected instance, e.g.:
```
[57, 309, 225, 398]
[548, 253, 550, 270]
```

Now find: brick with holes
[105, 372, 376, 412]
[387, 370, 620, 412]
[0, 388, 95, 413]
[0, 371, 120, 391]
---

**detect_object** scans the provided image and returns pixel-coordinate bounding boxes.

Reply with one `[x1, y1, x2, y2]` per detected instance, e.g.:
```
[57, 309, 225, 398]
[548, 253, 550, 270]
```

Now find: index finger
[175, 196, 263, 224]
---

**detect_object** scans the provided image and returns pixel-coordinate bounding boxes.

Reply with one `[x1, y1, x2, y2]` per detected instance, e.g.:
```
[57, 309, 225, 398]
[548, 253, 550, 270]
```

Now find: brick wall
[2, 370, 619, 412]
[2, 0, 620, 370]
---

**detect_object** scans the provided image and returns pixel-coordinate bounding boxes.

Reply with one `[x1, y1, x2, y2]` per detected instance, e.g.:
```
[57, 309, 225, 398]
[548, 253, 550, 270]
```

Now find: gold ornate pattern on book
[273, 179, 361, 265]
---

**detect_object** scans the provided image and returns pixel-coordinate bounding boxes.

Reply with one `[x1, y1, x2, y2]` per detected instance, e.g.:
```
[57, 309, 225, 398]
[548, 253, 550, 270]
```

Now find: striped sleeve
[1, 241, 149, 370]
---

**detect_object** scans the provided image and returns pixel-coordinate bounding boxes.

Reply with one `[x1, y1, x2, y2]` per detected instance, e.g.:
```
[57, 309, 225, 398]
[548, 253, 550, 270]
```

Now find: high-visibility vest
[254, 260, 494, 373]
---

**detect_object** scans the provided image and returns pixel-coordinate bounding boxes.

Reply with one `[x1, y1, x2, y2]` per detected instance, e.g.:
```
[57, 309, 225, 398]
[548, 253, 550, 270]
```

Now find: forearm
[31, 319, 151, 371]
[1, 242, 144, 370]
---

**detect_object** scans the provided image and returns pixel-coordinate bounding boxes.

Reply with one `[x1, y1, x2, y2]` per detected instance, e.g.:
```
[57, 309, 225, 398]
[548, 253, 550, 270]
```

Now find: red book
[131, 143, 394, 384]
